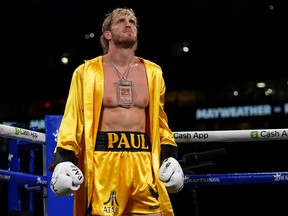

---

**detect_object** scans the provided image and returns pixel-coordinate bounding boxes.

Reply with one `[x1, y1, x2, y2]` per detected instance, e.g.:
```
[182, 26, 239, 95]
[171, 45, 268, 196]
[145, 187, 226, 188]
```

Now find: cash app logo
[15, 128, 20, 135]
[250, 131, 259, 138]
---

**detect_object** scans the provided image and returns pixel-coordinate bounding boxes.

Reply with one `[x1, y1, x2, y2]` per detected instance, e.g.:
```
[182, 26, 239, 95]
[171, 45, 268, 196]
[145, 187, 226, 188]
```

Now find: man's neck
[106, 49, 135, 67]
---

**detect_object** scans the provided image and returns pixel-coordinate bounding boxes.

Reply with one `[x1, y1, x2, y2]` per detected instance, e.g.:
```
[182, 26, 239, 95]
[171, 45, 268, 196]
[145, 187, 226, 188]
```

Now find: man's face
[109, 13, 138, 48]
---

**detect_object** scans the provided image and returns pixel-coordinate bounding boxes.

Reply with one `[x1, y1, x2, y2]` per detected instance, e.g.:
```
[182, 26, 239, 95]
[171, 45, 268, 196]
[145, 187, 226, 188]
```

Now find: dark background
[1, 0, 288, 215]
[1, 0, 288, 101]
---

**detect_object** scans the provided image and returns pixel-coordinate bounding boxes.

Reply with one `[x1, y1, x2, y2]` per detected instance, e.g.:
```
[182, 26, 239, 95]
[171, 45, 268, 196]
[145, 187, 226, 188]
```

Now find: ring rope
[0, 169, 47, 187]
[174, 128, 288, 143]
[0, 124, 45, 144]
[184, 172, 288, 186]
[1, 124, 287, 144]
[1, 168, 287, 187]
[1, 124, 288, 188]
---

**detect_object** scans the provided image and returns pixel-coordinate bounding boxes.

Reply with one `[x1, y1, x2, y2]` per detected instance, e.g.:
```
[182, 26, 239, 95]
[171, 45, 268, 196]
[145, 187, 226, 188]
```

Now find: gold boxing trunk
[90, 131, 161, 215]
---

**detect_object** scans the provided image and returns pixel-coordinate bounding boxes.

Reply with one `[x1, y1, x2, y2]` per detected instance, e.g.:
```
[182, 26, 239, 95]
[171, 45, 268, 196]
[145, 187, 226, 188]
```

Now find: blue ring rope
[1, 169, 287, 187]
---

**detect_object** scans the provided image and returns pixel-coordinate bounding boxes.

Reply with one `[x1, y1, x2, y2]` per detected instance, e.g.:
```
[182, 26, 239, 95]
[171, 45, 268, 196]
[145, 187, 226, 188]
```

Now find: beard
[112, 33, 137, 49]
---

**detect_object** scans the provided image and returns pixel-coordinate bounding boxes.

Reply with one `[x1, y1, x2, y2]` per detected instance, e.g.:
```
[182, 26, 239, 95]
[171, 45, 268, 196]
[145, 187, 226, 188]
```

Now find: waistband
[95, 131, 151, 152]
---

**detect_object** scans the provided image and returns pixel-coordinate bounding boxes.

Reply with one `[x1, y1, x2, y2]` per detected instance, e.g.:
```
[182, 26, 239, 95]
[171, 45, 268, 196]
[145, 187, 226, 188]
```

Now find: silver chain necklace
[107, 54, 133, 80]
[106, 54, 135, 107]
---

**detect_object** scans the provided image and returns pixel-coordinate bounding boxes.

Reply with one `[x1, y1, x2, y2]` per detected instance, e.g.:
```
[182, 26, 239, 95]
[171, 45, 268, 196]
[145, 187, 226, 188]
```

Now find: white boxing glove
[159, 157, 184, 193]
[50, 161, 84, 197]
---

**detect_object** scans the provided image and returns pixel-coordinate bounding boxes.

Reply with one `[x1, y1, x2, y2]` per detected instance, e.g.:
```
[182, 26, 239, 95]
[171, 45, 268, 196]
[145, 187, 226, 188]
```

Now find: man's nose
[124, 20, 132, 27]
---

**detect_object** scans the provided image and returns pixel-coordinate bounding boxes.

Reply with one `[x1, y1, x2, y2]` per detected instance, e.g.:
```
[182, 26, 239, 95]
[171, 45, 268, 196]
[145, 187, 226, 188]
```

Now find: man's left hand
[159, 157, 184, 193]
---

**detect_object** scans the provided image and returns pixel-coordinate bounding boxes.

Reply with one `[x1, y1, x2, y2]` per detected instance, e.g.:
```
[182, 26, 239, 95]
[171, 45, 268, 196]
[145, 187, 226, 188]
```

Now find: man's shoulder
[139, 57, 161, 70]
[74, 56, 102, 67]
[84, 56, 102, 64]
[73, 56, 102, 75]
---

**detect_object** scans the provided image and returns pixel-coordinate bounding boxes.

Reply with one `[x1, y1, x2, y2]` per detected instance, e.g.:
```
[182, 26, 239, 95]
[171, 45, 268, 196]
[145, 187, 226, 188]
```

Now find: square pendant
[117, 80, 134, 107]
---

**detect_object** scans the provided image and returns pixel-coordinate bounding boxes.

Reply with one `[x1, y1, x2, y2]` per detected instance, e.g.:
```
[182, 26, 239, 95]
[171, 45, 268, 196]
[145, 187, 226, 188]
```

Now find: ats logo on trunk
[103, 191, 119, 214]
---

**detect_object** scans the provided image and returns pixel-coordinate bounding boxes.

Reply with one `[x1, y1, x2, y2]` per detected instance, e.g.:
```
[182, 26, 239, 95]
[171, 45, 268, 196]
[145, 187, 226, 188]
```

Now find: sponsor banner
[196, 103, 288, 120]
[174, 129, 288, 143]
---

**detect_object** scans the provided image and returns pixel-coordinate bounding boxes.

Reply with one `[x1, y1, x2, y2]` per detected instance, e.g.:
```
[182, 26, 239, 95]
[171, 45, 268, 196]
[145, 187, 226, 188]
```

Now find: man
[49, 7, 184, 216]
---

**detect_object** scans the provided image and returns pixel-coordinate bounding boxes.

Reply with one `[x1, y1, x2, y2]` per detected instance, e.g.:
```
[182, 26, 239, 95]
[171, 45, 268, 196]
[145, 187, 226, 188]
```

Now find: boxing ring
[1, 115, 288, 215]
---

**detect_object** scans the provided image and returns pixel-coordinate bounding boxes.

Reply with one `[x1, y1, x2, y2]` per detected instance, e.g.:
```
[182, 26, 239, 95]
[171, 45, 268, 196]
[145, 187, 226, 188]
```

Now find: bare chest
[102, 62, 149, 108]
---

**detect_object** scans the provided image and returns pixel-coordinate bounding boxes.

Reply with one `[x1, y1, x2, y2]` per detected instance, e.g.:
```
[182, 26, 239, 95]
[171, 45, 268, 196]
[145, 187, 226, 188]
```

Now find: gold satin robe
[55, 56, 177, 216]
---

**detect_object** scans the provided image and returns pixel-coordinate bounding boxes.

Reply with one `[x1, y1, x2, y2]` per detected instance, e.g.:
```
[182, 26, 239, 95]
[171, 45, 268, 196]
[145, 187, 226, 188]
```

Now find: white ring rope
[1, 124, 288, 144]
[1, 124, 288, 187]
[0, 124, 45, 144]
[173, 128, 288, 143]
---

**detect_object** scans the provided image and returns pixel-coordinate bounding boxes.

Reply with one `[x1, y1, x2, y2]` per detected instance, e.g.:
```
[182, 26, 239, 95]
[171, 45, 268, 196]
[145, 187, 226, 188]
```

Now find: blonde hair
[100, 8, 139, 54]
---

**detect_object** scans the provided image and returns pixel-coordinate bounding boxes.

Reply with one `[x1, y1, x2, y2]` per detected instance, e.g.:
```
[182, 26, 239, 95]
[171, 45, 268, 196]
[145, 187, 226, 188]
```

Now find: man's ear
[103, 31, 111, 40]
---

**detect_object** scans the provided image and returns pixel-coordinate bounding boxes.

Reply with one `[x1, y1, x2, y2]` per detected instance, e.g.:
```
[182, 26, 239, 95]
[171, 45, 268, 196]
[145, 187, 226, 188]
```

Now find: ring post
[7, 135, 21, 214]
[7, 125, 43, 215]
[45, 115, 74, 216]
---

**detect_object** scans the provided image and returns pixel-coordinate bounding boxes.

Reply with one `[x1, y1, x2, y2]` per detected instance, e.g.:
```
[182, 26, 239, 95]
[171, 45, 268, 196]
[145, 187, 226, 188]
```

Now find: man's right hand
[50, 161, 84, 196]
